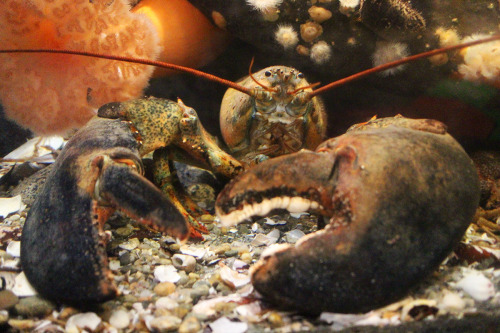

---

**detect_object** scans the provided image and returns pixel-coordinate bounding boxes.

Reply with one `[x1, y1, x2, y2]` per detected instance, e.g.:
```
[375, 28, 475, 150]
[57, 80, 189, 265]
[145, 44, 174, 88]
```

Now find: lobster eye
[265, 71, 272, 77]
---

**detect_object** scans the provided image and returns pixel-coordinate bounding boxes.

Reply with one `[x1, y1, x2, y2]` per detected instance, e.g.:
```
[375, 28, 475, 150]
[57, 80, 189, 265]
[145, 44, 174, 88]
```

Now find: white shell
[3, 136, 65, 162]
[219, 265, 251, 289]
[6, 241, 21, 257]
[180, 244, 210, 259]
[12, 272, 37, 297]
[192, 295, 243, 317]
[172, 254, 197, 273]
[209, 316, 248, 333]
[65, 312, 101, 332]
[154, 265, 181, 283]
[0, 196, 25, 218]
[454, 270, 495, 301]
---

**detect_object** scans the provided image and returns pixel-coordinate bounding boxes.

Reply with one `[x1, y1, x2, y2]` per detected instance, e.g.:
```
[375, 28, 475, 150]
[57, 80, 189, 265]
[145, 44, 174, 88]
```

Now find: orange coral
[0, 0, 160, 135]
[0, 0, 230, 135]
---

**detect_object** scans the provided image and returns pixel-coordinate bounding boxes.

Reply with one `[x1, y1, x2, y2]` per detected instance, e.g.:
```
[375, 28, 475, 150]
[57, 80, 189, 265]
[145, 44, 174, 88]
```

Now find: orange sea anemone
[0, 0, 230, 135]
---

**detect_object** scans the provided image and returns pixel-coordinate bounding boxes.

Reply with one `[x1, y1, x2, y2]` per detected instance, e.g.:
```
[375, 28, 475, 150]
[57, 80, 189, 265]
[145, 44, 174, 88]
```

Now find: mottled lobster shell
[217, 117, 480, 314]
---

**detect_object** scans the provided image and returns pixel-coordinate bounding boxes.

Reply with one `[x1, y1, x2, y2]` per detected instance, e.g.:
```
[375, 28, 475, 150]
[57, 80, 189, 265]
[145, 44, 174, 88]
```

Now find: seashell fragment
[454, 270, 495, 301]
[0, 196, 25, 218]
[154, 265, 181, 283]
[12, 272, 37, 297]
[172, 254, 197, 273]
[209, 316, 248, 333]
[6, 241, 21, 258]
[219, 264, 251, 289]
[65, 312, 101, 332]
[285, 229, 305, 243]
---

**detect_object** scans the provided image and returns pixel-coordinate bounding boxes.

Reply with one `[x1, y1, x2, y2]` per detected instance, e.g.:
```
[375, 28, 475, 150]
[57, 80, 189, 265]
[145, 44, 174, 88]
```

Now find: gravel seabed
[0, 152, 499, 333]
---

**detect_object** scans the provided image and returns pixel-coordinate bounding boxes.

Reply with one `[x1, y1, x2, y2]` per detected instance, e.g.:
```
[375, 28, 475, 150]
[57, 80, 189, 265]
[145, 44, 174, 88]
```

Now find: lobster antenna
[309, 34, 500, 98]
[0, 48, 254, 96]
[248, 56, 277, 92]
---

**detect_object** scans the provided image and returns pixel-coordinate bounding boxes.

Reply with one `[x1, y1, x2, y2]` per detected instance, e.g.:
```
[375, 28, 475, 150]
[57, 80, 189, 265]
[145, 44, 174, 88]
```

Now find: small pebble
[148, 315, 182, 332]
[179, 316, 201, 333]
[8, 318, 35, 330]
[154, 282, 177, 296]
[119, 238, 140, 251]
[115, 224, 134, 237]
[224, 249, 238, 257]
[109, 309, 130, 329]
[119, 252, 132, 266]
[240, 252, 253, 263]
[268, 311, 284, 327]
[213, 244, 231, 255]
[14, 296, 55, 317]
[156, 297, 178, 310]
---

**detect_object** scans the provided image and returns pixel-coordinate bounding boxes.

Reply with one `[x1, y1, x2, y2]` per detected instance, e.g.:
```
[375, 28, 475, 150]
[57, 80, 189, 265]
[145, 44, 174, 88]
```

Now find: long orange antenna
[248, 57, 277, 92]
[0, 49, 254, 96]
[309, 34, 500, 98]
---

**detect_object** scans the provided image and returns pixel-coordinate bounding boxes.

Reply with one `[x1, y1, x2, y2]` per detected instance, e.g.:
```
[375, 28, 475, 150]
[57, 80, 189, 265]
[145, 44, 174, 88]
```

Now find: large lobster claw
[21, 117, 189, 305]
[216, 116, 480, 315]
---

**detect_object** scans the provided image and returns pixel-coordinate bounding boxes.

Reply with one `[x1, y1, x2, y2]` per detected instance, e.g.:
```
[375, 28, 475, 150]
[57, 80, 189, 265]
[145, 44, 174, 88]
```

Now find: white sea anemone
[275, 24, 299, 50]
[246, 0, 283, 12]
[340, 0, 360, 8]
[458, 34, 500, 85]
[310, 41, 332, 64]
[372, 41, 410, 76]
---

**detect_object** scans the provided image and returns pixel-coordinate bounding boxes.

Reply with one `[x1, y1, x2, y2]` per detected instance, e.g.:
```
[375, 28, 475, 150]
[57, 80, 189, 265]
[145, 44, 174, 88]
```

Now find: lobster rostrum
[1, 34, 499, 308]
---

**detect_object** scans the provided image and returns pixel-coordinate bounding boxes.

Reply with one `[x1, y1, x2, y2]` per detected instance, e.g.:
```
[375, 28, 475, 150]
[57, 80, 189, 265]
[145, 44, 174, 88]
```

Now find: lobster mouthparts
[215, 117, 480, 315]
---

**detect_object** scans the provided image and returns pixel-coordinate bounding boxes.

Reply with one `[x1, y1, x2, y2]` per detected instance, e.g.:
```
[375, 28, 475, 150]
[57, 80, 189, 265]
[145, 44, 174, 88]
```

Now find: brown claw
[21, 117, 190, 305]
[216, 116, 480, 315]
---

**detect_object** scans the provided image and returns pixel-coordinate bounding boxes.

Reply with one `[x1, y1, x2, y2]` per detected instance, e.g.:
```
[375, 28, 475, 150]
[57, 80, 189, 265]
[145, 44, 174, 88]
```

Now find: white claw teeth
[218, 196, 321, 227]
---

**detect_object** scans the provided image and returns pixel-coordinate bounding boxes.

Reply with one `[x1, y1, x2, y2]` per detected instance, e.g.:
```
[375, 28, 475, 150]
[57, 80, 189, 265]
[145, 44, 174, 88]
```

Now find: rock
[148, 315, 182, 332]
[0, 290, 18, 310]
[14, 296, 55, 317]
[179, 316, 201, 333]
[224, 249, 238, 257]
